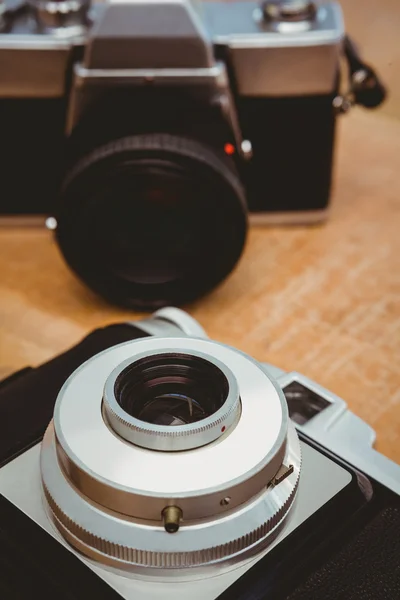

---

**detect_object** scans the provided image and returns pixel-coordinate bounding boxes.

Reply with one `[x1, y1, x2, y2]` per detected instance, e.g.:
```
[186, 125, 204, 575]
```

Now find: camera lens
[44, 337, 301, 574]
[55, 134, 247, 310]
[103, 348, 241, 451]
[114, 353, 229, 427]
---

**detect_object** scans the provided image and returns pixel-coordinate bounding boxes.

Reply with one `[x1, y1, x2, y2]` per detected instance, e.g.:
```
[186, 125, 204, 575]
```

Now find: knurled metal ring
[42, 421, 301, 572]
[103, 350, 241, 451]
[52, 336, 288, 521]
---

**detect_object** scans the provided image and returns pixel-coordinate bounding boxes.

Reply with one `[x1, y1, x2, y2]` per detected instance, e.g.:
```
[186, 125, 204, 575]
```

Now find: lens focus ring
[42, 420, 300, 571]
[103, 351, 241, 451]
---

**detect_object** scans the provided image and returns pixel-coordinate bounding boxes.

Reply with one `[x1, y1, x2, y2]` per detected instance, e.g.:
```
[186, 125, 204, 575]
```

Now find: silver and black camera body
[0, 0, 349, 308]
[0, 308, 399, 600]
[0, 0, 345, 220]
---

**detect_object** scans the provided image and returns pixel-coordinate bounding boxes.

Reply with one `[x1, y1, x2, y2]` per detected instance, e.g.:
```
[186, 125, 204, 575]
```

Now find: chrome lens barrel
[103, 350, 241, 451]
[41, 336, 301, 575]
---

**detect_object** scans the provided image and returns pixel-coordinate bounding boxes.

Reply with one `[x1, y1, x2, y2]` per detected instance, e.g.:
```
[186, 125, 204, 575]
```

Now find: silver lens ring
[50, 337, 288, 520]
[103, 350, 241, 451]
[41, 336, 302, 573]
[42, 420, 300, 574]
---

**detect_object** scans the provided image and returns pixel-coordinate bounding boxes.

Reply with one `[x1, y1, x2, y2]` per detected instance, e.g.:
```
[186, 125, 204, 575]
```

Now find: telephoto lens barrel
[41, 334, 301, 576]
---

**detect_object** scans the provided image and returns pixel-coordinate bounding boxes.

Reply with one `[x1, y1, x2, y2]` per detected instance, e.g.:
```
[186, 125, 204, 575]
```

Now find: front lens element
[103, 350, 241, 451]
[114, 353, 229, 426]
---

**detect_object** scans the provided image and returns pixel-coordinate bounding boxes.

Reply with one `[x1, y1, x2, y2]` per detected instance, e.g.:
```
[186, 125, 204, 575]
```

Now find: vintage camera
[0, 308, 399, 599]
[0, 0, 358, 308]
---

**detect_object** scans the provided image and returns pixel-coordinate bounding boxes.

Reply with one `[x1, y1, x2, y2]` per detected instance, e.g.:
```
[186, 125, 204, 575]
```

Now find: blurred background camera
[0, 0, 385, 308]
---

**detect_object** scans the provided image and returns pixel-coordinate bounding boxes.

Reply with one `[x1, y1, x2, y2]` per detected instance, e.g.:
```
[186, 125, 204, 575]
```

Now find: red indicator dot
[221, 426, 226, 432]
[224, 143, 235, 156]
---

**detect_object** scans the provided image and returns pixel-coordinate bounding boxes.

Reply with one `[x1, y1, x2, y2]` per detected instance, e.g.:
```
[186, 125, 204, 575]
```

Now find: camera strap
[334, 34, 387, 114]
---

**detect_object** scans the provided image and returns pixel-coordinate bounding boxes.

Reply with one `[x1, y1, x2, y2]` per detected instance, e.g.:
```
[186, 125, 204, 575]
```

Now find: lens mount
[103, 351, 240, 451]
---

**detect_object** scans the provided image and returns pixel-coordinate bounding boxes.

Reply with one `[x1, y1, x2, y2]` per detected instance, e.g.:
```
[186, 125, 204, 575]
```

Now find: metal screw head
[241, 140, 253, 160]
[45, 216, 58, 231]
[220, 497, 231, 506]
[333, 95, 353, 115]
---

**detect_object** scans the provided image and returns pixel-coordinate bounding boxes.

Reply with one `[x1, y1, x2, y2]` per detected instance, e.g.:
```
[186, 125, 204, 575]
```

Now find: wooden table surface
[0, 109, 399, 463]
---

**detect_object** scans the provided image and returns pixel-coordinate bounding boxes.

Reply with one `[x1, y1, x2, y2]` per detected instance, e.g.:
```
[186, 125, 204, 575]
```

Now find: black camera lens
[55, 134, 247, 310]
[114, 353, 229, 426]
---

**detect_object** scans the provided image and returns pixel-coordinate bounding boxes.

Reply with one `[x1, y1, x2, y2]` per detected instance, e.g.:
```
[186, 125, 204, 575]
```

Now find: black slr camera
[0, 0, 385, 308]
[0, 308, 399, 600]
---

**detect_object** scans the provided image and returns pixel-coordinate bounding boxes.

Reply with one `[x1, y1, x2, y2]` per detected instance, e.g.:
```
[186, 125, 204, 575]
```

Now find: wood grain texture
[0, 109, 399, 462]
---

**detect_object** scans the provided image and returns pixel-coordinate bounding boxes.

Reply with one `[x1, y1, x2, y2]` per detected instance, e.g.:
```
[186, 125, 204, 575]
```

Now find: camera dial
[41, 336, 301, 575]
[262, 0, 317, 21]
[28, 0, 91, 32]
